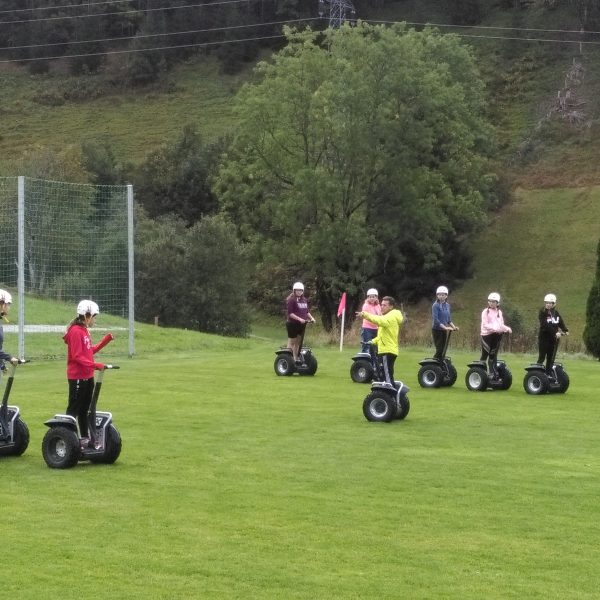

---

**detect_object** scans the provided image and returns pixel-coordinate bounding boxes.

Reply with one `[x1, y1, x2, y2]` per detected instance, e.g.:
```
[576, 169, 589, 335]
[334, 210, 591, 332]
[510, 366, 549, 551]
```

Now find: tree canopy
[216, 23, 497, 329]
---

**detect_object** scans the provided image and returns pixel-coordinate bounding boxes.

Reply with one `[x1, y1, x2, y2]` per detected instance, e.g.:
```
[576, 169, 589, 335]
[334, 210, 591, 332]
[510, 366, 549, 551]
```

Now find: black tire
[90, 425, 122, 464]
[466, 367, 488, 391]
[274, 354, 295, 376]
[351, 360, 373, 384]
[523, 371, 549, 395]
[442, 363, 458, 387]
[362, 391, 395, 423]
[299, 353, 318, 376]
[418, 365, 443, 388]
[555, 368, 570, 393]
[10, 418, 29, 456]
[396, 394, 410, 420]
[500, 369, 513, 391]
[42, 426, 80, 469]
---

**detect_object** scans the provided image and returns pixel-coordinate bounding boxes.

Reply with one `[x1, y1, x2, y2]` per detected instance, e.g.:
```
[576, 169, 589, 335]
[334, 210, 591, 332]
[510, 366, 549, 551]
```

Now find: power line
[0, 0, 255, 25]
[0, 18, 320, 52]
[0, 0, 139, 15]
[0, 32, 286, 64]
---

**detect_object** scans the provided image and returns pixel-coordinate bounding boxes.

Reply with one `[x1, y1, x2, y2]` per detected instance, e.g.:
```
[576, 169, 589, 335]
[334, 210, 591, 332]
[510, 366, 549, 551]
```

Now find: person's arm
[70, 331, 105, 371]
[92, 333, 114, 354]
[432, 303, 441, 329]
[557, 311, 568, 334]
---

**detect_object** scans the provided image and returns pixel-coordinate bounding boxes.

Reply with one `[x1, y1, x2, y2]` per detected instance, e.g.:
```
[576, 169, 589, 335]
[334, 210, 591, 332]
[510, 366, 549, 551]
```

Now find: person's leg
[361, 328, 376, 353]
[480, 335, 491, 361]
[487, 333, 502, 376]
[380, 353, 396, 386]
[67, 378, 94, 439]
[545, 339, 557, 373]
[433, 329, 445, 361]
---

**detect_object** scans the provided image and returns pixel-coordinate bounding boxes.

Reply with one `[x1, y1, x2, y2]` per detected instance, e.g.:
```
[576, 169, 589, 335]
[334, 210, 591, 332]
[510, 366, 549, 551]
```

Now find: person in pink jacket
[64, 299, 114, 449]
[360, 288, 381, 368]
[479, 292, 512, 376]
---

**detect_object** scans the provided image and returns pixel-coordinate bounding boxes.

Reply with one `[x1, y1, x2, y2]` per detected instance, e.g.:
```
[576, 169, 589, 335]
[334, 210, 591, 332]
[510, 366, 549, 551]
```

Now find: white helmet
[0, 289, 12, 304]
[77, 299, 100, 316]
[544, 293, 557, 303]
[367, 288, 378, 297]
[436, 286, 449, 295]
[488, 292, 501, 303]
[292, 282, 304, 292]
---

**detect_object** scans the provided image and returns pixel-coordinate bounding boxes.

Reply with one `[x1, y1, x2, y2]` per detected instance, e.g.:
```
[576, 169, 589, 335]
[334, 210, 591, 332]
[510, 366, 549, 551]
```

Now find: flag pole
[339, 309, 345, 352]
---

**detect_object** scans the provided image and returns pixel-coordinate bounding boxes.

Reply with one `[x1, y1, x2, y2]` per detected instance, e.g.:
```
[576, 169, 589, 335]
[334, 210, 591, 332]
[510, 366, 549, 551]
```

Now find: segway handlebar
[103, 364, 120, 370]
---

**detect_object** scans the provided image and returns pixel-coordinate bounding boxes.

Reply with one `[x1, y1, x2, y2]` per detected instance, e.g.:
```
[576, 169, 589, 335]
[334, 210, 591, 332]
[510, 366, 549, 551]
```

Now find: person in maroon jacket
[64, 299, 114, 450]
[285, 282, 315, 364]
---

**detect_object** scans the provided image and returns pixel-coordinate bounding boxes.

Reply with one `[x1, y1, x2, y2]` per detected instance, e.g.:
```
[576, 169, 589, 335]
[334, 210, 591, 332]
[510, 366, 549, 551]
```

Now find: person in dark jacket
[537, 293, 568, 373]
[431, 285, 458, 362]
[285, 282, 315, 364]
[64, 300, 113, 450]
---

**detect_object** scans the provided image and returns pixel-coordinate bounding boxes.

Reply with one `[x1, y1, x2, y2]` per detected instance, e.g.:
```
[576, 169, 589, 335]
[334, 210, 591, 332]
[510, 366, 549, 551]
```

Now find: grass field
[4, 324, 600, 599]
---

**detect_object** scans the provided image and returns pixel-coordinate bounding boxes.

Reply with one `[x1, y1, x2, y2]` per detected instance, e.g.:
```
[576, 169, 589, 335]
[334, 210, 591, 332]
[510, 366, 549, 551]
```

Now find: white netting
[0, 176, 133, 359]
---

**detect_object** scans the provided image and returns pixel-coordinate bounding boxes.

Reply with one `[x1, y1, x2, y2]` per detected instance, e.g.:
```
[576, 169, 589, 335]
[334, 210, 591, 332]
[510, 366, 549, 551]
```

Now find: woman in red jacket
[64, 299, 113, 449]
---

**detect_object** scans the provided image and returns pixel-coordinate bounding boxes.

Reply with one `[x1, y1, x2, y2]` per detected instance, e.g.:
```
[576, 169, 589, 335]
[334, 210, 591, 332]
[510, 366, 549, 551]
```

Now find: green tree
[583, 237, 600, 358]
[134, 124, 218, 225]
[135, 210, 250, 336]
[216, 23, 496, 330]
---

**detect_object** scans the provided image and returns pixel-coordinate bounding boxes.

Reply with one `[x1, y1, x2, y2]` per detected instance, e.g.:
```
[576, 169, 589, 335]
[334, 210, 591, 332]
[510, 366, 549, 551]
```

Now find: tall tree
[583, 237, 600, 358]
[216, 23, 496, 329]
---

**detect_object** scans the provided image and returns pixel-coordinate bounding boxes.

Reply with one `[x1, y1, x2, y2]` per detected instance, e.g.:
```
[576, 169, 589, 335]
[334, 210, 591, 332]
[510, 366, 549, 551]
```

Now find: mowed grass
[3, 331, 600, 599]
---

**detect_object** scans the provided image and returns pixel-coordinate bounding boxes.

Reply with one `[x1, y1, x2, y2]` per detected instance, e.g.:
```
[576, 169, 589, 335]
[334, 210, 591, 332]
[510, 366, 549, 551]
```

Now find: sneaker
[93, 439, 102, 450]
[79, 437, 90, 450]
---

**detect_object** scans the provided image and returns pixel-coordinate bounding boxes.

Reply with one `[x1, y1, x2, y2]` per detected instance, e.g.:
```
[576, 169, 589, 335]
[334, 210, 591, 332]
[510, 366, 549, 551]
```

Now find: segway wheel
[418, 365, 443, 388]
[274, 354, 295, 376]
[523, 371, 549, 395]
[299, 353, 318, 376]
[90, 425, 122, 464]
[466, 367, 488, 392]
[442, 363, 458, 387]
[351, 360, 373, 384]
[554, 367, 569, 393]
[10, 418, 29, 456]
[499, 368, 513, 390]
[362, 391, 395, 423]
[42, 426, 80, 469]
[395, 394, 410, 420]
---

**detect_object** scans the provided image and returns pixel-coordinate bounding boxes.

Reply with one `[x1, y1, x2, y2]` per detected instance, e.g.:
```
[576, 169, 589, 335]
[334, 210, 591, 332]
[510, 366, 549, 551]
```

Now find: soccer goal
[0, 176, 134, 359]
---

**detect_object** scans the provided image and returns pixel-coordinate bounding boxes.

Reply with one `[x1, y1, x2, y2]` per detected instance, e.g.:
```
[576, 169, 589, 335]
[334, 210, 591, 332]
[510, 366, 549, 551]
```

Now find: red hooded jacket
[63, 323, 113, 380]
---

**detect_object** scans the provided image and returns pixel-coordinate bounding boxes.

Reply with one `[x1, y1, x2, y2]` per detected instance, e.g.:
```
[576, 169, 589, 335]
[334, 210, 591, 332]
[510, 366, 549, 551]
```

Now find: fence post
[17, 176, 25, 360]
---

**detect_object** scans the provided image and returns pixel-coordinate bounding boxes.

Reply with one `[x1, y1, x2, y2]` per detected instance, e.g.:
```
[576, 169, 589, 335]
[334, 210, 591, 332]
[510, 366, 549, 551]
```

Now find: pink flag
[337, 292, 347, 318]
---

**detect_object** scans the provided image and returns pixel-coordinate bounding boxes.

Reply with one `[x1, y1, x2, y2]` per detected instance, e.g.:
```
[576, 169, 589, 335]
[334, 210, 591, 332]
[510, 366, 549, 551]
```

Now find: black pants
[432, 329, 447, 361]
[67, 378, 94, 438]
[480, 333, 502, 373]
[376, 353, 397, 386]
[538, 335, 557, 372]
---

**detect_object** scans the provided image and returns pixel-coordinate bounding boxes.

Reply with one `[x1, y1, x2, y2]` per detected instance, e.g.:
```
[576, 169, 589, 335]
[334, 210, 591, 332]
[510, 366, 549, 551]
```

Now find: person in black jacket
[537, 293, 568, 372]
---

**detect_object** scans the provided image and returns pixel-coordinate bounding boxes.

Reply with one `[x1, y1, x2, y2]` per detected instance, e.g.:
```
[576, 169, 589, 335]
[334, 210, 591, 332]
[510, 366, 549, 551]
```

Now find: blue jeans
[360, 327, 378, 367]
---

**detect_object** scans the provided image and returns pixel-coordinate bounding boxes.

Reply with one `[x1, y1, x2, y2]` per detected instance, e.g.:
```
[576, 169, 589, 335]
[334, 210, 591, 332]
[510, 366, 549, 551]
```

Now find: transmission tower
[318, 0, 356, 28]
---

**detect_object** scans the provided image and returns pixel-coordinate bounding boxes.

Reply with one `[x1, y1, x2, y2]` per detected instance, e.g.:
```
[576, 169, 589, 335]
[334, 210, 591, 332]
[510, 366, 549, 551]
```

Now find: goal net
[0, 176, 134, 360]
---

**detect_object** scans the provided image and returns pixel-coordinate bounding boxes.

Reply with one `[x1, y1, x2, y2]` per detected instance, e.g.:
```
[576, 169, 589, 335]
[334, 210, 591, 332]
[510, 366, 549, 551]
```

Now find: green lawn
[3, 331, 600, 599]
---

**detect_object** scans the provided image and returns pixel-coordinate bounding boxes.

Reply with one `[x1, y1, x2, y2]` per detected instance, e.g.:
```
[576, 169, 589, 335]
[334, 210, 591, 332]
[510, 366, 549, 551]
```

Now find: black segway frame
[523, 334, 569, 395]
[274, 322, 318, 376]
[362, 380, 411, 423]
[42, 365, 122, 468]
[0, 359, 30, 457]
[418, 330, 458, 388]
[465, 333, 512, 391]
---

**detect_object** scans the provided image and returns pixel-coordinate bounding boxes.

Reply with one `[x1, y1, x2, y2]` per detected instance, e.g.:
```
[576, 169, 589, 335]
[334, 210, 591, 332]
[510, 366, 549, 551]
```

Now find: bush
[584, 238, 600, 358]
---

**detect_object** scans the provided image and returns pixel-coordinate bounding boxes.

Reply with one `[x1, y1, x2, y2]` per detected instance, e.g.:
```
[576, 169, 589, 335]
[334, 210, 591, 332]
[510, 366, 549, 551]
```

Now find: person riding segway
[274, 282, 318, 376]
[418, 285, 459, 388]
[523, 293, 569, 394]
[350, 288, 381, 383]
[465, 292, 513, 391]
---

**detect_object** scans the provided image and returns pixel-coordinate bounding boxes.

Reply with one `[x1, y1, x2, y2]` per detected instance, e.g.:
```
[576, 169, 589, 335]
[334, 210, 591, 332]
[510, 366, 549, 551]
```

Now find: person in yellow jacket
[357, 296, 404, 386]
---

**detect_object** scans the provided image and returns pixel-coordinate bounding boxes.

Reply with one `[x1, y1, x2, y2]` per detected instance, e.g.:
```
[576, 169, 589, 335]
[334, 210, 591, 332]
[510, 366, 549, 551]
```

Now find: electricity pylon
[318, 0, 356, 28]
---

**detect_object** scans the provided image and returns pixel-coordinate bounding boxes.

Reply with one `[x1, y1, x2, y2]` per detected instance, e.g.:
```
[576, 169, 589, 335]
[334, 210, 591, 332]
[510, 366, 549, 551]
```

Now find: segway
[417, 330, 458, 388]
[274, 323, 318, 376]
[465, 335, 513, 391]
[42, 365, 122, 469]
[350, 352, 375, 383]
[0, 359, 29, 457]
[362, 362, 410, 422]
[523, 334, 569, 395]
